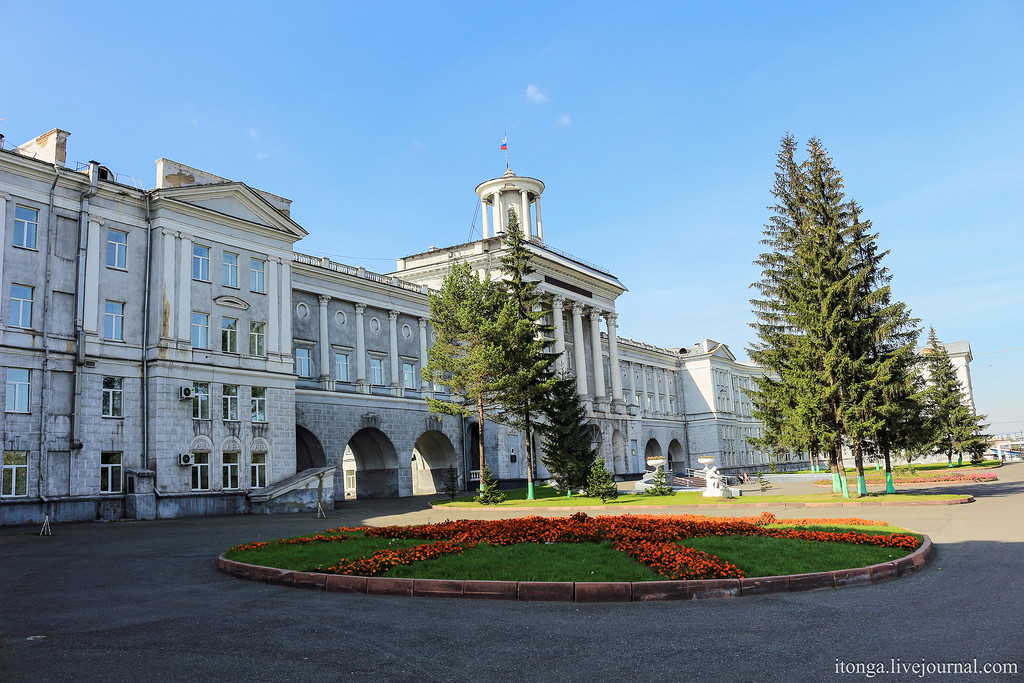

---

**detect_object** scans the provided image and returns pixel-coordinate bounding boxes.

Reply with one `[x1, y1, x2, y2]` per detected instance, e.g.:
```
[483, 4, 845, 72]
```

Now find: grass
[433, 485, 970, 508]
[791, 459, 1000, 475]
[681, 535, 910, 576]
[224, 531, 427, 571]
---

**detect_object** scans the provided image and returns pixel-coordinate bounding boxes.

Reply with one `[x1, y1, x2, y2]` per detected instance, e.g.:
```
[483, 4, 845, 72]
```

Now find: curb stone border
[217, 534, 934, 603]
[429, 496, 973, 512]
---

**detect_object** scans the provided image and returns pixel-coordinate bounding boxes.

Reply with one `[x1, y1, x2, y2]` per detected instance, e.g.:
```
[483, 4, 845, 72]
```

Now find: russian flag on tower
[500, 135, 507, 150]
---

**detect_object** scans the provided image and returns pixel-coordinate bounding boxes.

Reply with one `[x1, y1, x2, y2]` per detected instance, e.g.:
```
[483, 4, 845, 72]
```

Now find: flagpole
[503, 132, 509, 169]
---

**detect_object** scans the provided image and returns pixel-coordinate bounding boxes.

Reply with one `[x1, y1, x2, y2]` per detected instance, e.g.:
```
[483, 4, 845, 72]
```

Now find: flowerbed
[226, 512, 920, 582]
[813, 471, 997, 486]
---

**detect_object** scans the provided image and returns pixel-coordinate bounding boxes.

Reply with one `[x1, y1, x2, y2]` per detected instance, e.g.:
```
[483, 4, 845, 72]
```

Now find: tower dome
[474, 169, 545, 243]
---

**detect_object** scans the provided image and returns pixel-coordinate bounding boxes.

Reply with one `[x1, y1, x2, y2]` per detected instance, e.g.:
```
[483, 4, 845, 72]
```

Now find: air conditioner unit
[178, 453, 194, 466]
[179, 386, 193, 400]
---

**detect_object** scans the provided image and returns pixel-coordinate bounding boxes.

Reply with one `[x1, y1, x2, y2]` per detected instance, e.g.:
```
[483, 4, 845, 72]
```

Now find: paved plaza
[2, 466, 1023, 682]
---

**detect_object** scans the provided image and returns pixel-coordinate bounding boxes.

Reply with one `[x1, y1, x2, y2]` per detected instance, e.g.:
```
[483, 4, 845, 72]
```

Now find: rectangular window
[2, 451, 28, 497]
[222, 452, 239, 490]
[249, 322, 265, 356]
[191, 312, 209, 349]
[106, 229, 127, 269]
[100, 452, 122, 493]
[222, 252, 238, 287]
[10, 284, 33, 328]
[6, 368, 30, 413]
[250, 453, 267, 488]
[192, 244, 210, 281]
[222, 384, 239, 421]
[190, 453, 210, 491]
[295, 348, 311, 377]
[403, 362, 417, 389]
[193, 382, 210, 420]
[102, 377, 123, 418]
[104, 301, 125, 341]
[221, 317, 237, 353]
[251, 387, 267, 422]
[13, 206, 38, 249]
[250, 258, 265, 293]
[334, 352, 349, 382]
[370, 358, 384, 386]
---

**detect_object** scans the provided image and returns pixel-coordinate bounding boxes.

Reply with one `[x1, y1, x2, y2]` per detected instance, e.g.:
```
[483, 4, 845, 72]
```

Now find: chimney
[15, 129, 71, 166]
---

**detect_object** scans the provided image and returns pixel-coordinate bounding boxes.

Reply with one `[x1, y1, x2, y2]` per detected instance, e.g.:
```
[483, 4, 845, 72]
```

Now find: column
[160, 228, 176, 340]
[534, 195, 544, 241]
[552, 296, 567, 374]
[389, 309, 401, 396]
[0, 193, 7, 325]
[492, 191, 502, 234]
[640, 364, 649, 415]
[605, 312, 623, 409]
[480, 196, 489, 239]
[520, 189, 532, 238]
[84, 219, 101, 334]
[267, 258, 280, 355]
[279, 259, 292, 357]
[589, 308, 606, 408]
[570, 302, 588, 397]
[317, 294, 332, 388]
[177, 233, 192, 344]
[418, 317, 430, 391]
[628, 362, 637, 410]
[354, 303, 368, 391]
[652, 367, 661, 415]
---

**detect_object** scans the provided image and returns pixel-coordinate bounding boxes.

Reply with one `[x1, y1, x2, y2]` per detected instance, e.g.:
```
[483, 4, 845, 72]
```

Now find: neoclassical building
[0, 128, 973, 524]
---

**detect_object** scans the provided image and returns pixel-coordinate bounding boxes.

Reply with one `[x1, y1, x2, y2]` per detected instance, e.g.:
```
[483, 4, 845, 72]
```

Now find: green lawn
[681, 535, 910, 576]
[791, 459, 1000, 475]
[224, 531, 425, 571]
[432, 484, 969, 508]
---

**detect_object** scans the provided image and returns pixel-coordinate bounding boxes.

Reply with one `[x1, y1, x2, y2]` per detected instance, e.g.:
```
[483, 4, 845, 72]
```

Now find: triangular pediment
[156, 182, 307, 241]
[708, 343, 737, 361]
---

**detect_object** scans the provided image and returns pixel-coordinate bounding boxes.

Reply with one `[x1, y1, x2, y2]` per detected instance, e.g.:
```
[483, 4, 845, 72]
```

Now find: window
[249, 322, 265, 356]
[251, 387, 267, 422]
[191, 312, 209, 349]
[250, 453, 267, 488]
[2, 451, 28, 497]
[222, 252, 238, 287]
[13, 207, 38, 249]
[104, 301, 124, 341]
[221, 317, 237, 353]
[102, 377, 123, 418]
[6, 368, 30, 413]
[250, 258, 265, 293]
[370, 358, 384, 386]
[222, 452, 239, 489]
[334, 352, 349, 382]
[10, 284, 33, 328]
[295, 348, 311, 377]
[100, 452, 122, 493]
[403, 362, 417, 389]
[192, 244, 210, 281]
[106, 229, 127, 269]
[222, 384, 239, 421]
[193, 382, 210, 420]
[190, 453, 210, 490]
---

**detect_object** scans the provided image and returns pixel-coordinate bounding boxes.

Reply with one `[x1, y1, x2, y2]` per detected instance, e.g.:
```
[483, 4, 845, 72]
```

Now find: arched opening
[644, 438, 663, 468]
[295, 425, 327, 472]
[611, 429, 627, 475]
[668, 438, 685, 474]
[411, 430, 459, 495]
[344, 428, 399, 498]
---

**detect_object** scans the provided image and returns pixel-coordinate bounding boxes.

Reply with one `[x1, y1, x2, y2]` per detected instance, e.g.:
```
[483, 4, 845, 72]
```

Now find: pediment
[156, 182, 307, 240]
[709, 343, 737, 361]
[215, 295, 250, 310]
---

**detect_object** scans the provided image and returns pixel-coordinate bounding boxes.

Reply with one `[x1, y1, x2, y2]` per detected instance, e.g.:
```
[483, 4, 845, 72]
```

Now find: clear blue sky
[3, 1, 1021, 433]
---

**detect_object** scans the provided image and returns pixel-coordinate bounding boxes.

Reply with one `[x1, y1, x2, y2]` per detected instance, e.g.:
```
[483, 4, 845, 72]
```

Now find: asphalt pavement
[2, 464, 1022, 682]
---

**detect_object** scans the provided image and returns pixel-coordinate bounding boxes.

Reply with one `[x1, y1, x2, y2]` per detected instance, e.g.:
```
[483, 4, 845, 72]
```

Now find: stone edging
[430, 497, 973, 511]
[217, 534, 933, 602]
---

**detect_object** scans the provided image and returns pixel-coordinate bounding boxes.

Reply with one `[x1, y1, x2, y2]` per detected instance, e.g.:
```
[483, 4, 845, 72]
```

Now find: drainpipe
[70, 162, 100, 453]
[141, 190, 154, 473]
[37, 164, 62, 502]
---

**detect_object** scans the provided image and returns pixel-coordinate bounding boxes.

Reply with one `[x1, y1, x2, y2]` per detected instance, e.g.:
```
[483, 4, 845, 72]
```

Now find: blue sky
[2, 1, 1021, 432]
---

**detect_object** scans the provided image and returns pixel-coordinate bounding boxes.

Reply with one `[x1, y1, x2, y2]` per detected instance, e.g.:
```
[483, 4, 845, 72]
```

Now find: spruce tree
[922, 328, 989, 467]
[496, 209, 558, 499]
[585, 459, 618, 503]
[541, 374, 597, 493]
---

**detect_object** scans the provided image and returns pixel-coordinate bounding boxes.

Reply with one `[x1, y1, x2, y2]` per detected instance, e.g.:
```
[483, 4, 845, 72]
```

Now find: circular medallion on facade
[335, 310, 347, 326]
[296, 302, 309, 319]
[402, 324, 412, 338]
[369, 317, 381, 332]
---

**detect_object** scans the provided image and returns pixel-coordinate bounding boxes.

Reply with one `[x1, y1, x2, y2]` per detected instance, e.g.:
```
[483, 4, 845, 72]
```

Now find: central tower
[475, 168, 545, 242]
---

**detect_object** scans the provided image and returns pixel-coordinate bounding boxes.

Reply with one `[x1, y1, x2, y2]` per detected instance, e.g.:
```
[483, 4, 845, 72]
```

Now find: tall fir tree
[496, 209, 558, 500]
[922, 328, 989, 467]
[423, 261, 516, 489]
[541, 373, 597, 493]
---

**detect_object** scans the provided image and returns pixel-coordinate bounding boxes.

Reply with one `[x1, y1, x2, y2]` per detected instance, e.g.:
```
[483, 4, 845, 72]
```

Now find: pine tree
[443, 465, 460, 501]
[585, 459, 618, 503]
[541, 374, 597, 493]
[475, 464, 506, 505]
[496, 209, 558, 500]
[647, 466, 675, 496]
[423, 261, 515, 489]
[922, 328, 989, 467]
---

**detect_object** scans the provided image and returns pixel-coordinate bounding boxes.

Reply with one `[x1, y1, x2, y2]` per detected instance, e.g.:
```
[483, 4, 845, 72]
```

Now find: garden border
[216, 534, 933, 602]
[429, 496, 973, 512]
